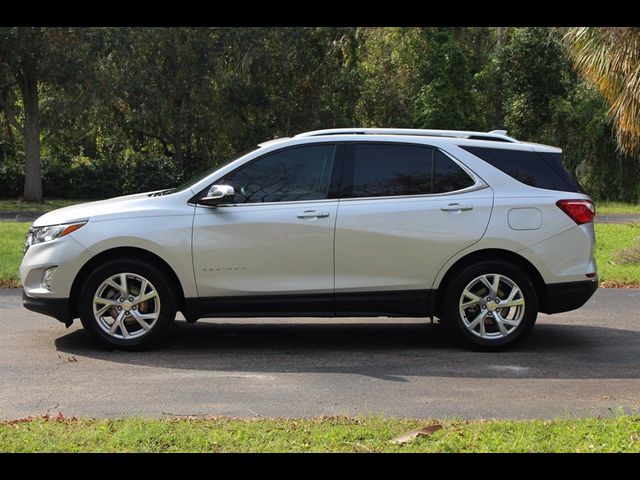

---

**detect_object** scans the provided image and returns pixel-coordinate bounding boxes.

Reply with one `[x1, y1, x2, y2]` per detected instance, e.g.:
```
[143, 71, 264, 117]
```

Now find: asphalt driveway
[1, 287, 639, 420]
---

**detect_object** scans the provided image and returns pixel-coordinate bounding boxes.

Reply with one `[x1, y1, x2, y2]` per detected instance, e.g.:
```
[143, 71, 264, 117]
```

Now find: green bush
[1, 151, 182, 201]
[0, 159, 24, 198]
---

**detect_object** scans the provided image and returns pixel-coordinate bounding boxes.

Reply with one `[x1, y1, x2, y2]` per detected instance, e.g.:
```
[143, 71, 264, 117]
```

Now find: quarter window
[461, 146, 583, 193]
[220, 144, 335, 203]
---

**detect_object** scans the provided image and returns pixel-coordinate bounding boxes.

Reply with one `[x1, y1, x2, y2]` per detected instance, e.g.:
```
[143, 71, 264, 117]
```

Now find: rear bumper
[542, 280, 598, 314]
[22, 290, 73, 326]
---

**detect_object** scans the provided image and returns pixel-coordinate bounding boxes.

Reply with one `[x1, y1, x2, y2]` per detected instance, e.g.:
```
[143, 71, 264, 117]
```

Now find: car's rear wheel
[442, 261, 538, 350]
[78, 259, 176, 350]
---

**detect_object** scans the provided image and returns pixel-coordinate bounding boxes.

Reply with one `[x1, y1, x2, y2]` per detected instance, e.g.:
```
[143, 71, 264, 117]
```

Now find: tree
[495, 27, 570, 141]
[354, 28, 484, 130]
[0, 28, 87, 202]
[565, 27, 640, 157]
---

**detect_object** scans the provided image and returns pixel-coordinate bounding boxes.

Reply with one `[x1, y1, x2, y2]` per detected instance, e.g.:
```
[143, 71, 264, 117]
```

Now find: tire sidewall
[444, 261, 538, 350]
[78, 258, 176, 350]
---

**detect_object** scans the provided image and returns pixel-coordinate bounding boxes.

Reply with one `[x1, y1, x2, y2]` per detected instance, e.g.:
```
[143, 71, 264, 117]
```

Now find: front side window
[343, 143, 475, 198]
[220, 144, 335, 203]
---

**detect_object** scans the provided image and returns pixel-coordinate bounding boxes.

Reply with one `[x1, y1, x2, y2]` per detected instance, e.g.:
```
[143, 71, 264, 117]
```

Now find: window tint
[345, 144, 476, 198]
[349, 144, 433, 197]
[433, 150, 475, 193]
[461, 146, 583, 193]
[221, 144, 335, 203]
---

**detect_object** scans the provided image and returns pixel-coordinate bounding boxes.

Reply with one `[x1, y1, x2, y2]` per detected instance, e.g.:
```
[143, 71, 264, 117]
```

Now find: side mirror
[199, 185, 235, 206]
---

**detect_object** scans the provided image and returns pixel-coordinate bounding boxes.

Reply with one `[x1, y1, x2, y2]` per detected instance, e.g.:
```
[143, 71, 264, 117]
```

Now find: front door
[192, 143, 338, 312]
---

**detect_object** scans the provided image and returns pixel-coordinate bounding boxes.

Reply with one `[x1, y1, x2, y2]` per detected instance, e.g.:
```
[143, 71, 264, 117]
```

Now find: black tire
[78, 258, 176, 350]
[441, 260, 538, 351]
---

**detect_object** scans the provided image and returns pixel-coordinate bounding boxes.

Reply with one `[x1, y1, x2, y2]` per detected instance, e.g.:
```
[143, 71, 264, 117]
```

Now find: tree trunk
[497, 27, 506, 47]
[18, 61, 42, 203]
[174, 139, 184, 169]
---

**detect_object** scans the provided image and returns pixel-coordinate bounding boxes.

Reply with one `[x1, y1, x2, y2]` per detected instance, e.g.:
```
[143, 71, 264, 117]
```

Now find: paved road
[596, 214, 640, 224]
[1, 288, 640, 420]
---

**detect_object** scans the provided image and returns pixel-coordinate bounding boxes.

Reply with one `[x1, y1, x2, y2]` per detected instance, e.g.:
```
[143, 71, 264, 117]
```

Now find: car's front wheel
[442, 261, 538, 350]
[78, 259, 176, 350]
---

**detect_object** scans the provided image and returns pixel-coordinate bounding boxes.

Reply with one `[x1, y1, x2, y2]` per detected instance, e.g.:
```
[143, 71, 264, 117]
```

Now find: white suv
[21, 128, 598, 350]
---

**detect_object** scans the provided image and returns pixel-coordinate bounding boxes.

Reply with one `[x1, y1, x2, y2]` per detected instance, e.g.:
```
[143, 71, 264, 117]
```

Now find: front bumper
[542, 279, 598, 314]
[22, 290, 73, 326]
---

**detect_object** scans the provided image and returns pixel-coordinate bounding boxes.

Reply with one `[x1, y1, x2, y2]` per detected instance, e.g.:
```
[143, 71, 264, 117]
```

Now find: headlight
[24, 221, 87, 253]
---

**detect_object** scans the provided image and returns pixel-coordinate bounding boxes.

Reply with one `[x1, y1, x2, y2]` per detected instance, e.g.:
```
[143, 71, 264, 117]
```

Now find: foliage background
[1, 27, 638, 201]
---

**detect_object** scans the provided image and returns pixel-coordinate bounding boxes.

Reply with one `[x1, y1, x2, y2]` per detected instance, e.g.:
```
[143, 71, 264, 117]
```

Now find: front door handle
[297, 210, 330, 219]
[441, 203, 474, 212]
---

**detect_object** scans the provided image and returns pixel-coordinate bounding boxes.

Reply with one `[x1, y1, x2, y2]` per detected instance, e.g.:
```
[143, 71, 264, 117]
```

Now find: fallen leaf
[390, 423, 443, 444]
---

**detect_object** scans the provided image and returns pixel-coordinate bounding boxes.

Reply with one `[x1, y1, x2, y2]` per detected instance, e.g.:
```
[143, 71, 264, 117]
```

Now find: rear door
[333, 142, 493, 313]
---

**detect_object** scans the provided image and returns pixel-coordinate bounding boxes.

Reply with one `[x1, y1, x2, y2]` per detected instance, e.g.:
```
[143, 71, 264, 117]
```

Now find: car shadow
[54, 320, 640, 381]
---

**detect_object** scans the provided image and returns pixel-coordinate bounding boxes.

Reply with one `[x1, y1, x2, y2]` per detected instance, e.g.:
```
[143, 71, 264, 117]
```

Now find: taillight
[556, 199, 595, 225]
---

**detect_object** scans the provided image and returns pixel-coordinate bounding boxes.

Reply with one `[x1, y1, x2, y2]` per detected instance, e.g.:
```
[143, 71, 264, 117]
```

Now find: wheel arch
[69, 246, 186, 319]
[434, 248, 547, 317]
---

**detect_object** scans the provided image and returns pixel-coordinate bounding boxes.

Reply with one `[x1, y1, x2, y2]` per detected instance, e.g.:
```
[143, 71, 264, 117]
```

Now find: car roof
[258, 129, 562, 153]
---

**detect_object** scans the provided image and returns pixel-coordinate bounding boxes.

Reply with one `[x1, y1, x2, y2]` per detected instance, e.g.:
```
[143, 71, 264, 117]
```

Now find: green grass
[0, 198, 87, 212]
[596, 201, 640, 215]
[595, 223, 640, 287]
[1, 415, 640, 452]
[1, 222, 639, 289]
[0, 222, 29, 288]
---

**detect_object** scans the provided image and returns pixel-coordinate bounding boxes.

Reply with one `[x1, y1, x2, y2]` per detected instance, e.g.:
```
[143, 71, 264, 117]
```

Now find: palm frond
[565, 27, 640, 156]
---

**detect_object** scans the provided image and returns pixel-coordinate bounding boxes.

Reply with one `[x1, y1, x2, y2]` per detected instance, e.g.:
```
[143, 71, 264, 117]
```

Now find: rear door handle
[297, 210, 330, 219]
[441, 203, 474, 212]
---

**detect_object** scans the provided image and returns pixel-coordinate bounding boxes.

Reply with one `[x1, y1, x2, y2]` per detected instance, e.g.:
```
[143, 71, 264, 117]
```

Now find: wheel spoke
[500, 316, 519, 327]
[493, 312, 510, 336]
[110, 311, 124, 335]
[504, 285, 519, 302]
[105, 278, 125, 296]
[95, 303, 114, 317]
[502, 298, 524, 308]
[461, 299, 481, 308]
[467, 310, 486, 330]
[462, 289, 482, 303]
[479, 276, 493, 295]
[119, 273, 129, 297]
[136, 290, 158, 304]
[138, 278, 148, 297]
[131, 310, 152, 331]
[490, 274, 501, 296]
[94, 296, 119, 306]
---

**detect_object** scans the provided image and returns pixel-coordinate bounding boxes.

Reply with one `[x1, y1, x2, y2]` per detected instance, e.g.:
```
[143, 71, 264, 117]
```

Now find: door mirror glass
[199, 185, 235, 206]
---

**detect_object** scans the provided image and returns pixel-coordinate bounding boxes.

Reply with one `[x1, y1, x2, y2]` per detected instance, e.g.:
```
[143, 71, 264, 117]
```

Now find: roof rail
[294, 128, 518, 143]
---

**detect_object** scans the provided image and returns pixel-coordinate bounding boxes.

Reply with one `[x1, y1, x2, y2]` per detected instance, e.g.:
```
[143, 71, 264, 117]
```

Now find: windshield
[171, 145, 261, 193]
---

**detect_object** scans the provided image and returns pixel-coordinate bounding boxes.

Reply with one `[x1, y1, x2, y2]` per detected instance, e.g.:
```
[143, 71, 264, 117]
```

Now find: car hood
[32, 191, 187, 227]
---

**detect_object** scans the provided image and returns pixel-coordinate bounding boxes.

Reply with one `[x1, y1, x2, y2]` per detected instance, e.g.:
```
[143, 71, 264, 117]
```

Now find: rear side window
[461, 146, 583, 193]
[343, 143, 475, 198]
[433, 150, 476, 193]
